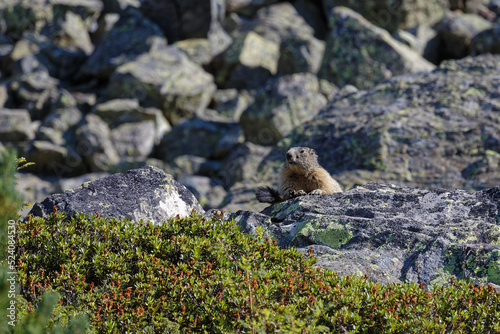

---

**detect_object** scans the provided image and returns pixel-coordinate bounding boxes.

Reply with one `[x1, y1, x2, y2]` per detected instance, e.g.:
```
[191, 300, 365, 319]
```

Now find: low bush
[0, 151, 88, 333]
[16, 208, 500, 333]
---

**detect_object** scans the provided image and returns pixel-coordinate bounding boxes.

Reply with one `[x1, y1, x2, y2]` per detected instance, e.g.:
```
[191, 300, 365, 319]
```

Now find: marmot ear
[308, 147, 316, 155]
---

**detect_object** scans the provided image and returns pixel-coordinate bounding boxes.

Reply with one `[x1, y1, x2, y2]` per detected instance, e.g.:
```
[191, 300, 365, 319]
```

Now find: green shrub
[0, 150, 23, 255]
[17, 209, 500, 333]
[0, 151, 88, 333]
[0, 149, 25, 333]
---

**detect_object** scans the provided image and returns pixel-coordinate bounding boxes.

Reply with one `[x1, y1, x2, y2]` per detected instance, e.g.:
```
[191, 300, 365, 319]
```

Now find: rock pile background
[1, 0, 500, 213]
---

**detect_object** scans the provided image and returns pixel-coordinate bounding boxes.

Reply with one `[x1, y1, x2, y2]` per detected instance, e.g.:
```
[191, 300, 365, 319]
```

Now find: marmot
[255, 147, 342, 203]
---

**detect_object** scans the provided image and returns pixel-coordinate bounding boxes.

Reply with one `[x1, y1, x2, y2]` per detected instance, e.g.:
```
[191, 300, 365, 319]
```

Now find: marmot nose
[286, 152, 293, 161]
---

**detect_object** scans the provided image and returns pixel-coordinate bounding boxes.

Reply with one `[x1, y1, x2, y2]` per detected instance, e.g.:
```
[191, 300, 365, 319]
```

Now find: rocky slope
[0, 0, 498, 213]
[8, 0, 499, 286]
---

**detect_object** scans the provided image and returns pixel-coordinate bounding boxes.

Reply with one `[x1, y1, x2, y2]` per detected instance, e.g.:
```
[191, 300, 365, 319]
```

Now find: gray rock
[16, 172, 108, 216]
[108, 157, 170, 175]
[79, 7, 166, 78]
[110, 121, 156, 159]
[0, 0, 51, 38]
[207, 15, 233, 60]
[211, 89, 253, 121]
[28, 165, 205, 223]
[215, 142, 272, 188]
[142, 0, 231, 61]
[226, 0, 280, 16]
[490, 0, 500, 16]
[101, 0, 139, 13]
[54, 172, 109, 194]
[231, 182, 500, 286]
[2, 37, 45, 77]
[319, 79, 340, 100]
[292, 0, 328, 40]
[24, 140, 86, 176]
[462, 150, 500, 186]
[175, 39, 213, 66]
[138, 108, 170, 141]
[50, 0, 103, 26]
[319, 6, 435, 90]
[140, 0, 212, 42]
[55, 10, 94, 54]
[471, 24, 500, 55]
[322, 0, 449, 33]
[124, 155, 218, 183]
[240, 73, 327, 145]
[156, 117, 243, 162]
[75, 114, 120, 172]
[90, 12, 119, 44]
[0, 108, 34, 141]
[436, 11, 493, 59]
[231, 209, 282, 238]
[248, 3, 325, 75]
[6, 70, 59, 120]
[166, 155, 211, 180]
[1, 0, 101, 49]
[93, 99, 170, 143]
[222, 181, 269, 214]
[2, 32, 89, 80]
[451, 0, 496, 18]
[0, 84, 7, 107]
[93, 98, 141, 121]
[179, 175, 226, 209]
[216, 3, 324, 89]
[72, 92, 96, 113]
[39, 44, 88, 81]
[36, 106, 83, 145]
[14, 173, 57, 217]
[214, 31, 280, 89]
[107, 45, 216, 124]
[401, 24, 440, 65]
[482, 125, 500, 152]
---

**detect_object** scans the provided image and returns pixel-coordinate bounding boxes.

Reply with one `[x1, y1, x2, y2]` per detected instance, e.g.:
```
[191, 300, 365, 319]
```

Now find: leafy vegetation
[0, 149, 24, 333]
[0, 150, 23, 255]
[0, 150, 88, 333]
[16, 208, 500, 333]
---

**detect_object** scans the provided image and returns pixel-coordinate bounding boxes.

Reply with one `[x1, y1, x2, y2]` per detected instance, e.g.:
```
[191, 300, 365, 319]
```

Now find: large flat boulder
[232, 182, 500, 286]
[29, 165, 204, 223]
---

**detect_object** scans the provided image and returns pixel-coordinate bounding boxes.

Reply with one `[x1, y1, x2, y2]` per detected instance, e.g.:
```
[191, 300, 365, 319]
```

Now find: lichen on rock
[29, 165, 204, 224]
[232, 182, 500, 286]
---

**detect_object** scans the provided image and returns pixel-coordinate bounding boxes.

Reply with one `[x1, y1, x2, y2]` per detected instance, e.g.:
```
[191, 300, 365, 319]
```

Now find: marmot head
[285, 147, 319, 171]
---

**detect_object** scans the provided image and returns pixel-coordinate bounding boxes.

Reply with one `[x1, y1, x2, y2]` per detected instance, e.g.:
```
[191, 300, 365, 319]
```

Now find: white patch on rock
[159, 195, 189, 218]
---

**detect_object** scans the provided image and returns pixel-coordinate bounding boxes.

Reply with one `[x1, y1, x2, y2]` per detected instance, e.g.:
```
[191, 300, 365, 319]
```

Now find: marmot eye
[300, 149, 305, 154]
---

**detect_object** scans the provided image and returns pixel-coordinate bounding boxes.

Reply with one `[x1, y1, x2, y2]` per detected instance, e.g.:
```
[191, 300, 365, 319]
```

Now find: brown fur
[255, 147, 342, 203]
